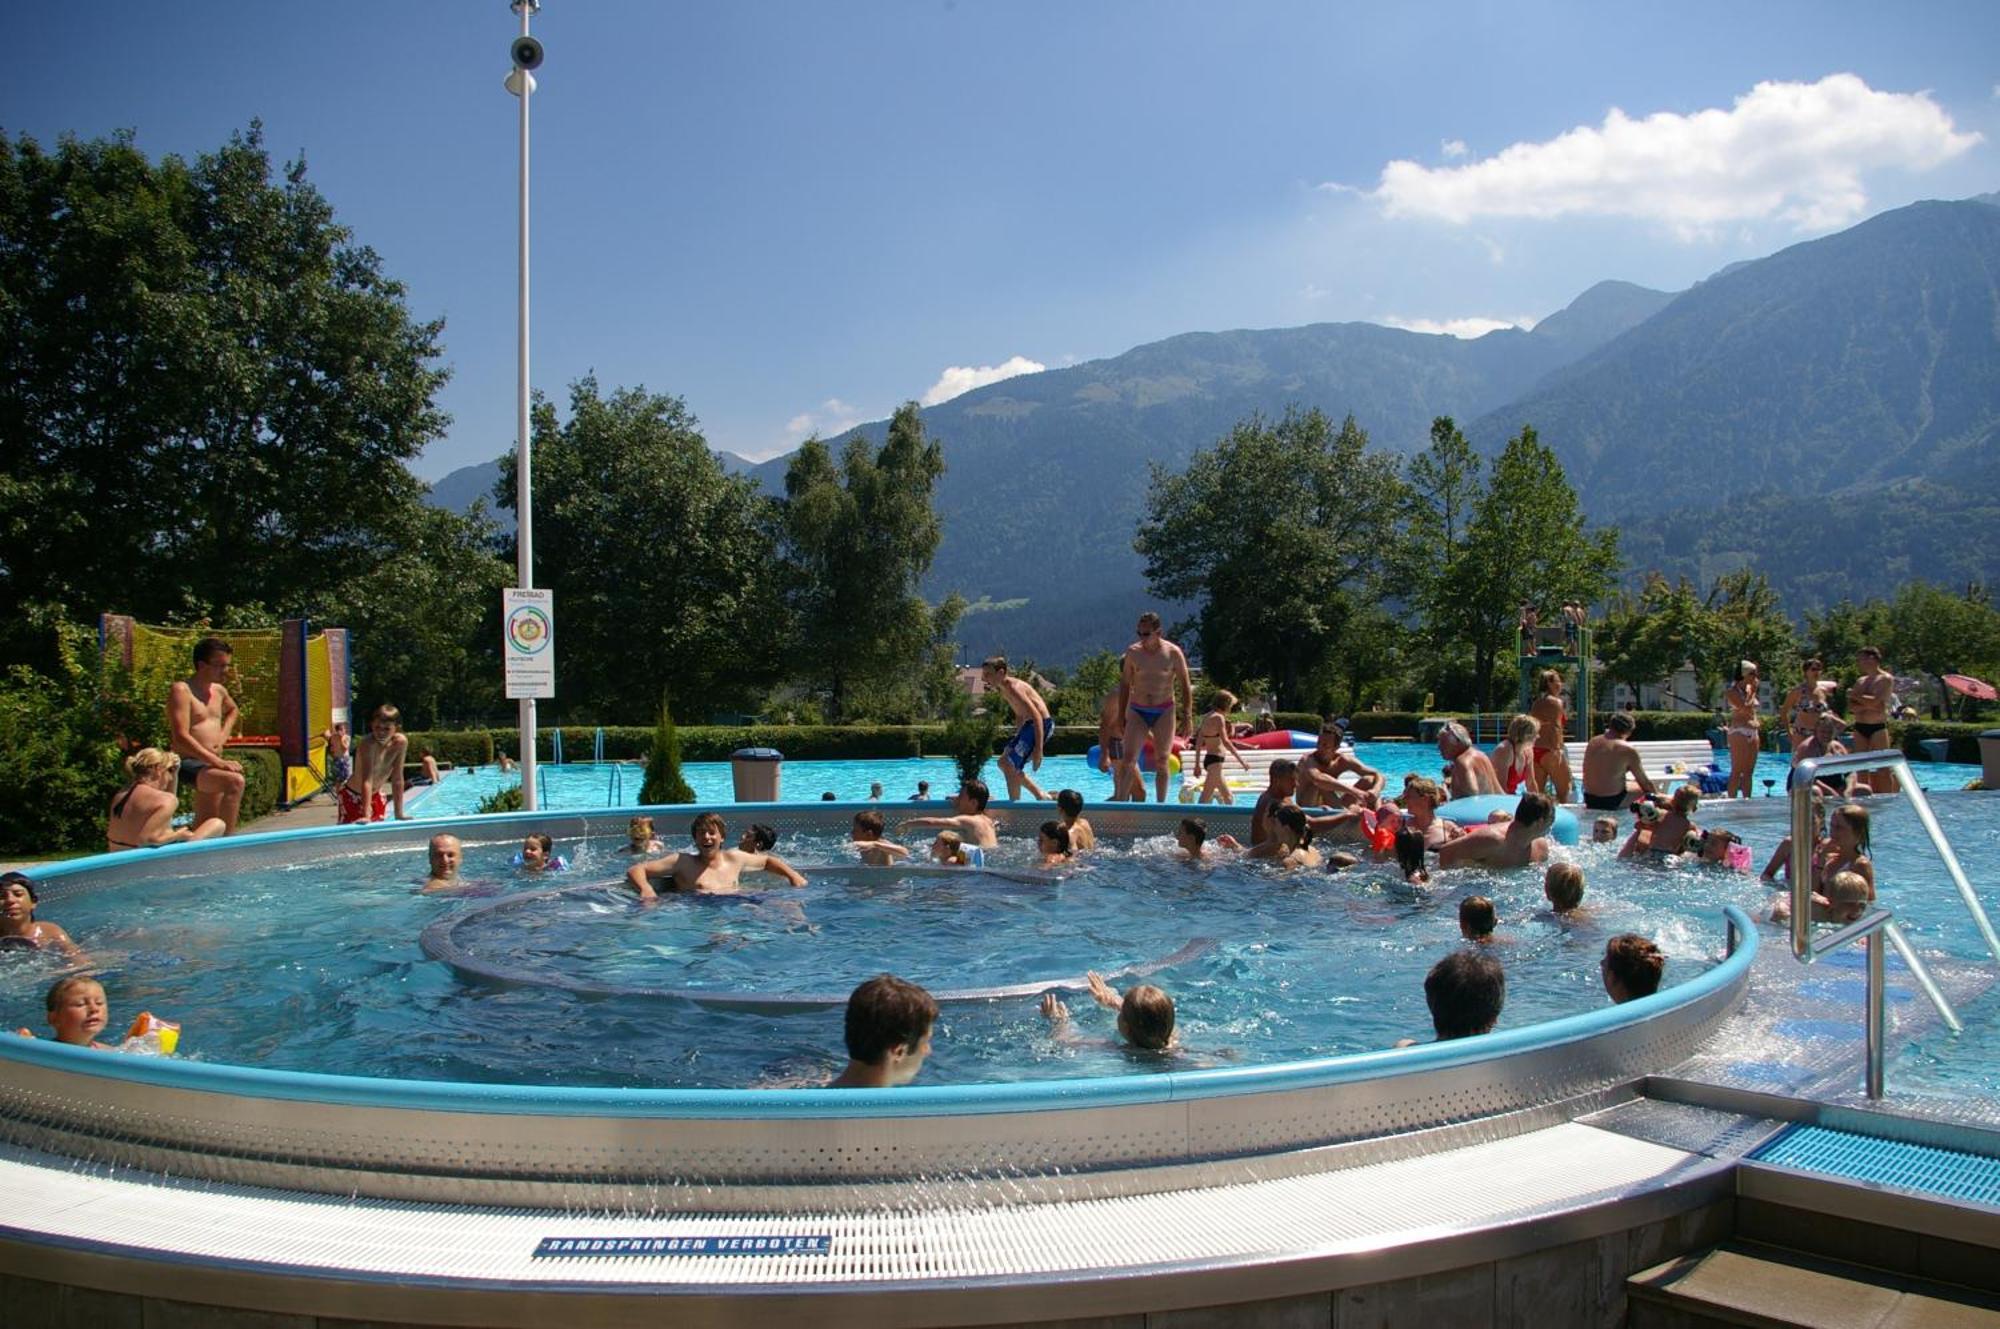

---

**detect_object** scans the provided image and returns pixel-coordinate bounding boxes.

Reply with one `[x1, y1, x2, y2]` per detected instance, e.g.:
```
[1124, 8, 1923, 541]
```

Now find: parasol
[1943, 674, 1997, 702]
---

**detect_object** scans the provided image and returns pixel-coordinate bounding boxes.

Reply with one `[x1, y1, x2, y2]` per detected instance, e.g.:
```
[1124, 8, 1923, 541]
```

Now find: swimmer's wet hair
[1425, 949, 1505, 1040]
[690, 811, 727, 837]
[1039, 820, 1071, 857]
[1514, 790, 1556, 831]
[743, 823, 777, 851]
[1394, 826, 1427, 876]
[1603, 934, 1665, 1000]
[1119, 984, 1175, 1050]
[1832, 802, 1871, 855]
[1056, 789, 1084, 819]
[524, 832, 554, 855]
[852, 810, 885, 837]
[1459, 895, 1496, 938]
[1178, 817, 1207, 846]
[959, 779, 990, 811]
[1269, 758, 1297, 778]
[843, 974, 937, 1064]
[1273, 803, 1312, 845]
[1544, 861, 1585, 912]
[46, 974, 103, 1012]
[1, 870, 36, 904]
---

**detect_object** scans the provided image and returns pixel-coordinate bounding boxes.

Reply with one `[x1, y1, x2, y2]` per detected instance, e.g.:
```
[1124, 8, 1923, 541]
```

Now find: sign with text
[532, 1235, 832, 1259]
[503, 587, 555, 700]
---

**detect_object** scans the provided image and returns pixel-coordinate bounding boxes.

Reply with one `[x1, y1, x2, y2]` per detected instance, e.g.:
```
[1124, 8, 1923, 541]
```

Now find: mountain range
[427, 193, 2000, 665]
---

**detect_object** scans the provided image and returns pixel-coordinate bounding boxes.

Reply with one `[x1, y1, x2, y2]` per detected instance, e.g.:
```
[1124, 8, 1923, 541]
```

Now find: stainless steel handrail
[1788, 750, 1976, 1066]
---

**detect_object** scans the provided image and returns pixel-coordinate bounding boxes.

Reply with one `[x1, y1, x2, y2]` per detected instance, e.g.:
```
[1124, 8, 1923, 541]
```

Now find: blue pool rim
[5, 803, 1757, 1121]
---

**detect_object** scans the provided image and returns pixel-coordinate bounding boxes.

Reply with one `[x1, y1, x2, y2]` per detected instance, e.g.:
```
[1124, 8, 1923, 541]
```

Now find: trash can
[1982, 730, 2000, 787]
[1918, 738, 1950, 763]
[730, 748, 783, 802]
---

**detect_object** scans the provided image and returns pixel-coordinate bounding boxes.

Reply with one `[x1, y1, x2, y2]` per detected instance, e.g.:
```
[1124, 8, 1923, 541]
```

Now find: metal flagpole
[507, 1, 541, 809]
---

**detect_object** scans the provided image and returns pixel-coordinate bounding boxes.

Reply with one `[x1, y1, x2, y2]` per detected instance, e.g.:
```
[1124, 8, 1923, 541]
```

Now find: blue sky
[11, 2, 1998, 478]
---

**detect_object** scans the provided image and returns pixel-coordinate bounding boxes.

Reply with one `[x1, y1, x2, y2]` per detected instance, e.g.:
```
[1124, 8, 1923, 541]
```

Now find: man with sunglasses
[1115, 612, 1193, 804]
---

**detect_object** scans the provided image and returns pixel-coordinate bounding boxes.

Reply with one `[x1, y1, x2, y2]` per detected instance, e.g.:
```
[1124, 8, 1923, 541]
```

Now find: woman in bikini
[1193, 689, 1250, 779]
[1722, 661, 1763, 799]
[1529, 670, 1573, 802]
[106, 748, 227, 852]
[1490, 714, 1541, 796]
[1780, 658, 1832, 754]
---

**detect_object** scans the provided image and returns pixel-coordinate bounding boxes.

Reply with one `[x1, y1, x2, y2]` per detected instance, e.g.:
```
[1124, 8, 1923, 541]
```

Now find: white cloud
[1441, 138, 1469, 159]
[1363, 74, 1980, 239]
[1381, 315, 1530, 339]
[919, 355, 1046, 407]
[783, 397, 864, 441]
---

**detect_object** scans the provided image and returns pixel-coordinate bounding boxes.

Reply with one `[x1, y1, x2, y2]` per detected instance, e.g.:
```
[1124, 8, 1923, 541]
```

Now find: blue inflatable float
[1084, 743, 1182, 775]
[1436, 794, 1580, 845]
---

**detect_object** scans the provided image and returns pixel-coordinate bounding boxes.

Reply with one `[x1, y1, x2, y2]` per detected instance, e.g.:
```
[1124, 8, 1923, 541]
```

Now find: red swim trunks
[337, 784, 387, 825]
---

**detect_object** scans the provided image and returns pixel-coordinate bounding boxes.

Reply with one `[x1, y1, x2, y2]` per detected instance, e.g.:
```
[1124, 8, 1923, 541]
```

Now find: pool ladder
[606, 762, 624, 805]
[592, 727, 605, 763]
[1788, 749, 1992, 1098]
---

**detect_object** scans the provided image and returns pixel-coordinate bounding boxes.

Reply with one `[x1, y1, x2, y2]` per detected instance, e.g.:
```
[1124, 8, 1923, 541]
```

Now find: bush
[639, 692, 695, 804]
[477, 784, 525, 814]
[940, 696, 1004, 785]
[1894, 721, 1991, 764]
[1343, 711, 1440, 739]
[231, 747, 284, 823]
[404, 729, 494, 767]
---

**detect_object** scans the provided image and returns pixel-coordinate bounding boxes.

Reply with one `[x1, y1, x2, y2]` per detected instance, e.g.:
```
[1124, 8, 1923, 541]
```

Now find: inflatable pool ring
[1434, 794, 1579, 845]
[1137, 735, 1188, 773]
[1236, 729, 1318, 751]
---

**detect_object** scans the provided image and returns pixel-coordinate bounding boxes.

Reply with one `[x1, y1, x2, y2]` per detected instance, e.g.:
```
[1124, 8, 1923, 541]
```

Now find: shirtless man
[1115, 612, 1193, 804]
[898, 779, 1001, 850]
[626, 811, 807, 899]
[1437, 792, 1556, 870]
[1249, 759, 1297, 846]
[1529, 670, 1574, 802]
[1580, 713, 1658, 812]
[166, 636, 247, 835]
[341, 705, 409, 825]
[1848, 645, 1897, 793]
[1437, 722, 1502, 799]
[982, 656, 1053, 801]
[421, 834, 464, 893]
[1295, 721, 1383, 810]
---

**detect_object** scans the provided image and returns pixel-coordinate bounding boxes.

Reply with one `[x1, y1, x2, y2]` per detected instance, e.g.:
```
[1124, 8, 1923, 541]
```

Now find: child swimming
[851, 810, 911, 866]
[626, 815, 664, 855]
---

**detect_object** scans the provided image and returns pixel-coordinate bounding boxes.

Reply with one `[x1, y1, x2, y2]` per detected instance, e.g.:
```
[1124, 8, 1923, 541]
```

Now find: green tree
[640, 689, 696, 804]
[1051, 649, 1123, 724]
[1136, 409, 1404, 707]
[1431, 426, 1621, 710]
[1401, 416, 1486, 702]
[0, 125, 451, 648]
[1803, 598, 1892, 675]
[1703, 570, 1799, 706]
[1884, 582, 2000, 719]
[496, 377, 785, 720]
[777, 403, 952, 721]
[1595, 576, 1712, 706]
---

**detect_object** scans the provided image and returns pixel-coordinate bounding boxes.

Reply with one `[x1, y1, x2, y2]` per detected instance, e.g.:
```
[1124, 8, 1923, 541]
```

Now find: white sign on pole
[503, 588, 555, 700]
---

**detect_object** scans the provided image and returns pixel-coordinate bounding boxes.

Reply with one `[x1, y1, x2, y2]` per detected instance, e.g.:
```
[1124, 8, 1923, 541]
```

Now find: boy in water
[1459, 896, 1498, 943]
[983, 656, 1055, 802]
[1055, 789, 1097, 853]
[1423, 949, 1505, 1041]
[829, 975, 938, 1088]
[14, 976, 112, 1047]
[167, 635, 247, 835]
[739, 824, 777, 853]
[1040, 970, 1177, 1051]
[1437, 792, 1556, 869]
[898, 779, 1000, 858]
[626, 812, 807, 899]
[1116, 612, 1195, 804]
[1542, 861, 1586, 916]
[1249, 759, 1298, 847]
[850, 810, 911, 866]
[340, 704, 409, 825]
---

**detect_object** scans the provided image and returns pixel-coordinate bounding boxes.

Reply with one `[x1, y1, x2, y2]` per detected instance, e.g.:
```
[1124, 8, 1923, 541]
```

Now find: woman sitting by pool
[105, 747, 226, 852]
[0, 872, 85, 962]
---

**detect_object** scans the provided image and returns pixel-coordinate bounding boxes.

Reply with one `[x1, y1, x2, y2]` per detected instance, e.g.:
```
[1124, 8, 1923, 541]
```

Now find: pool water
[405, 745, 1984, 818]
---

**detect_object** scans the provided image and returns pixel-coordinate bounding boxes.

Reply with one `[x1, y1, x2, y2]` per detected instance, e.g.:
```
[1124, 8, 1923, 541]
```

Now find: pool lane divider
[417, 877, 1220, 1008]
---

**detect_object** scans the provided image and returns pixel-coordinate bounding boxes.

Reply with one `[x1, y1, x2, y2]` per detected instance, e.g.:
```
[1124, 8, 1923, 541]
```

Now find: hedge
[432, 724, 1113, 765]
[1894, 721, 1991, 765]
[404, 730, 496, 767]
[232, 747, 284, 824]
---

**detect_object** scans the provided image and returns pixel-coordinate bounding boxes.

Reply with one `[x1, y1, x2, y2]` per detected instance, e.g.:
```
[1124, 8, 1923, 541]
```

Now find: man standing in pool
[625, 812, 807, 900]
[1116, 612, 1194, 804]
[1849, 645, 1897, 794]
[167, 636, 247, 836]
[982, 656, 1054, 802]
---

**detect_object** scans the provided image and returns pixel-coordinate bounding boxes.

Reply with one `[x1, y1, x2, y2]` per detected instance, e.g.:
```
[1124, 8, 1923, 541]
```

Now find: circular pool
[0, 802, 1755, 1208]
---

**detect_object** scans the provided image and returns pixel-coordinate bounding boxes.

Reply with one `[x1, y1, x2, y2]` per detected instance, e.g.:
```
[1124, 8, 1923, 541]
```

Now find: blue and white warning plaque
[534, 1235, 832, 1259]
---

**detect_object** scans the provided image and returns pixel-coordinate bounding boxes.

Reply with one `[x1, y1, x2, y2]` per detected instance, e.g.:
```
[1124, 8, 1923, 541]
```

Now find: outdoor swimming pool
[6, 792, 1994, 1093]
[404, 745, 1986, 817]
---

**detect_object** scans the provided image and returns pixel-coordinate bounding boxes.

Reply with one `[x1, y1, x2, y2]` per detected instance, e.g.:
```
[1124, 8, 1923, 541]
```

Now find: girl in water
[0, 872, 85, 961]
[1724, 660, 1762, 799]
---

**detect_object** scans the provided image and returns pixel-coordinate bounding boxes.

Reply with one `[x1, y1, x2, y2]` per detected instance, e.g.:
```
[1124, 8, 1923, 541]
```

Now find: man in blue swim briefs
[982, 656, 1054, 801]
[1116, 611, 1194, 804]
